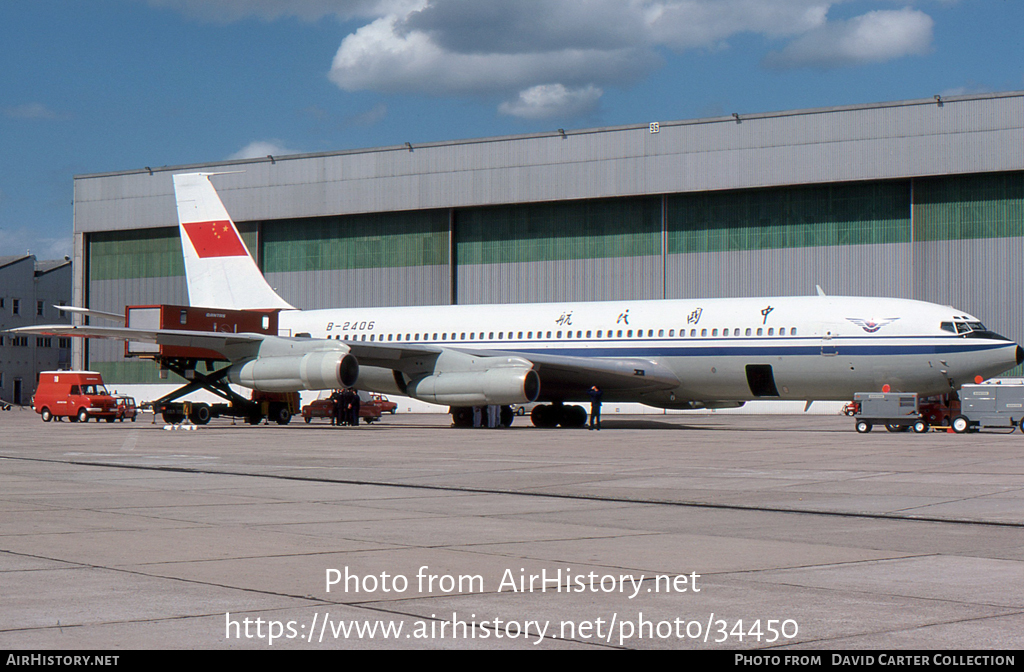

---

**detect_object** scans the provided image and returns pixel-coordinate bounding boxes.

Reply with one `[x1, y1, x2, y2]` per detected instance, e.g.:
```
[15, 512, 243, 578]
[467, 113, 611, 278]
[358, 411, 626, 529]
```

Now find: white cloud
[329, 13, 656, 95]
[141, 0, 408, 23]
[147, 1, 942, 119]
[763, 8, 934, 68]
[228, 140, 304, 160]
[499, 84, 603, 120]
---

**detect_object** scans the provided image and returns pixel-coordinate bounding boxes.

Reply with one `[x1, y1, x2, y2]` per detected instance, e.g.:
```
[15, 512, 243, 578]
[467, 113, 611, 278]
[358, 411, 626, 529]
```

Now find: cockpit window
[940, 322, 955, 333]
[951, 320, 988, 334]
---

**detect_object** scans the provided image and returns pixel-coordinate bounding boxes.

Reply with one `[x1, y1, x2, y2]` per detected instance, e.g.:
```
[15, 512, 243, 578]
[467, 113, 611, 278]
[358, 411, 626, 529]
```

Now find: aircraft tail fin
[172, 173, 293, 310]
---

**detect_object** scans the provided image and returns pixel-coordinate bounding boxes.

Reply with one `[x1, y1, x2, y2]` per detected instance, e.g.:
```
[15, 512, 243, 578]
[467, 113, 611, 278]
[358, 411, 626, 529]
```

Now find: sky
[1, 0, 1022, 261]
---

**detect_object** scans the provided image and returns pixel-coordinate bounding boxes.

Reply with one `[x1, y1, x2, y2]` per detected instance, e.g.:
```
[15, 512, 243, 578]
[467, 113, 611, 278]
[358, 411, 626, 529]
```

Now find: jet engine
[406, 367, 540, 406]
[227, 338, 359, 392]
[394, 350, 541, 405]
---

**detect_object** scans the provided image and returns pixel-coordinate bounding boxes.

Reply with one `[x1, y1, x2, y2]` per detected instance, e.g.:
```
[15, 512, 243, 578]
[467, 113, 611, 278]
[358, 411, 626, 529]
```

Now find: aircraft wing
[344, 341, 680, 401]
[10, 324, 678, 402]
[7, 324, 266, 360]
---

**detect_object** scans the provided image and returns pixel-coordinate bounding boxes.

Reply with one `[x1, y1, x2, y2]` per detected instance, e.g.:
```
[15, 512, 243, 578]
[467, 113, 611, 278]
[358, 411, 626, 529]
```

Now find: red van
[33, 371, 118, 423]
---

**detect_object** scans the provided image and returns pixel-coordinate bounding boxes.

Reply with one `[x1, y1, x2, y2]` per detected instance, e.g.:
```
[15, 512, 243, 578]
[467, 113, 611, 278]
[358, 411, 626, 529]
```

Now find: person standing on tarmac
[330, 390, 342, 426]
[349, 389, 361, 426]
[588, 385, 603, 430]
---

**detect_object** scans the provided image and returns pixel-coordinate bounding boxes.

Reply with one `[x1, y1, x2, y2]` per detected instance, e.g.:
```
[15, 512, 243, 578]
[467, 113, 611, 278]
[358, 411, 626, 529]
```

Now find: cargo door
[745, 365, 780, 397]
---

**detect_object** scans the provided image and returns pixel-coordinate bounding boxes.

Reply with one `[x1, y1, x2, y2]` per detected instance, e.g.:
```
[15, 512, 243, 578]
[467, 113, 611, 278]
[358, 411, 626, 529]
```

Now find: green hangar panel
[73, 92, 1024, 383]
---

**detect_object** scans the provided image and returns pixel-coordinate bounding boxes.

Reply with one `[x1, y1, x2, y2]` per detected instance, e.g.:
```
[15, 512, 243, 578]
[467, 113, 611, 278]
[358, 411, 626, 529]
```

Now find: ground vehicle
[950, 383, 1024, 433]
[158, 390, 300, 425]
[0, 400, 11, 411]
[113, 395, 138, 422]
[371, 394, 397, 414]
[302, 391, 384, 424]
[850, 392, 929, 434]
[33, 371, 118, 422]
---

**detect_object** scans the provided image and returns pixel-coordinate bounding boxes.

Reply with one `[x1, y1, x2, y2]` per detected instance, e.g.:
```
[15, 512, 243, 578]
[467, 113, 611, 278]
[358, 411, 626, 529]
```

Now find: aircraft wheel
[77, 409, 90, 424]
[855, 420, 872, 434]
[912, 420, 929, 434]
[451, 406, 474, 428]
[559, 405, 588, 428]
[531, 404, 559, 428]
[40, 408, 52, 422]
[951, 415, 970, 434]
[500, 405, 515, 427]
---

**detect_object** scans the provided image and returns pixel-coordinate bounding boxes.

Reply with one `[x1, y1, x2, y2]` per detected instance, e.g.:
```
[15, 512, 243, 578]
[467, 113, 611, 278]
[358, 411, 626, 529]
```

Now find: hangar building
[72, 91, 1024, 384]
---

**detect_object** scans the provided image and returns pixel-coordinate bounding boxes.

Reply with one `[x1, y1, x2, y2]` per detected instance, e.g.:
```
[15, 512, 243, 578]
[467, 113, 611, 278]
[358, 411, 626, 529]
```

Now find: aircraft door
[745, 365, 780, 397]
[820, 330, 838, 356]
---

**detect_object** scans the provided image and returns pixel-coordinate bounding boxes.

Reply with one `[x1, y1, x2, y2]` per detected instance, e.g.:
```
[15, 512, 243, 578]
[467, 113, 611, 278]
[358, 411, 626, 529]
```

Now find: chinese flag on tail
[182, 220, 248, 258]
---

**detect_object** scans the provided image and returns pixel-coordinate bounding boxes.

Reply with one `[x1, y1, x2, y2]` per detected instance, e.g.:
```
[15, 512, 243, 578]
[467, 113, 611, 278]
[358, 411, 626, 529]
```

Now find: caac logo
[846, 317, 899, 333]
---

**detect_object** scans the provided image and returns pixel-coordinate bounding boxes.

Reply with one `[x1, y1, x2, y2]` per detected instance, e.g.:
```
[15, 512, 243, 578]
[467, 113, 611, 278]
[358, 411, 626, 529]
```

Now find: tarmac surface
[1, 407, 1022, 650]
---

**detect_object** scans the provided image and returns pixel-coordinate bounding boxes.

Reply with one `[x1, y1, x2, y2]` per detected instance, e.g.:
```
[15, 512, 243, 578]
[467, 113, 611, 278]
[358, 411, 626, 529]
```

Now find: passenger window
[557, 331, 562, 338]
[414, 333, 420, 341]
[586, 330, 592, 338]
[441, 333, 446, 340]
[701, 329, 707, 337]
[712, 329, 718, 336]
[527, 331, 533, 339]
[757, 328, 763, 336]
[768, 328, 774, 336]
[597, 330, 602, 338]
[577, 330, 582, 338]
[690, 329, 696, 337]
[627, 330, 633, 337]
[745, 328, 751, 336]
[479, 332, 484, 340]
[567, 331, 573, 339]
[617, 330, 623, 337]
[546, 331, 552, 338]
[517, 332, 523, 339]
[791, 327, 797, 336]
[489, 332, 494, 339]
[779, 328, 786, 336]
[460, 333, 465, 340]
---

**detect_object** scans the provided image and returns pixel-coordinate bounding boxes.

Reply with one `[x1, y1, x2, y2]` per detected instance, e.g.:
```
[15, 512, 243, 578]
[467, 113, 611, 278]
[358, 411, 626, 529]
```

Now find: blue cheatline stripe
[504, 342, 1010, 358]
[341, 333, 1014, 358]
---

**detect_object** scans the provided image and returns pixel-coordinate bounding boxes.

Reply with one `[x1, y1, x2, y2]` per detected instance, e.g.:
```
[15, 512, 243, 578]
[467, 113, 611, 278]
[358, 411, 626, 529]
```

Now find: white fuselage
[274, 295, 1021, 406]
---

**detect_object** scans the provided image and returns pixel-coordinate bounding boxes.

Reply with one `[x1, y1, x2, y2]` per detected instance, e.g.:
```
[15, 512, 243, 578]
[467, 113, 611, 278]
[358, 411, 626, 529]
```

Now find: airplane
[12, 172, 1023, 427]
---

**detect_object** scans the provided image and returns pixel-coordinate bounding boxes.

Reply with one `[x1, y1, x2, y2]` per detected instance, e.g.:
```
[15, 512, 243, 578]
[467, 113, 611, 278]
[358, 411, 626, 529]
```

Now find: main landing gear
[530, 403, 587, 429]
